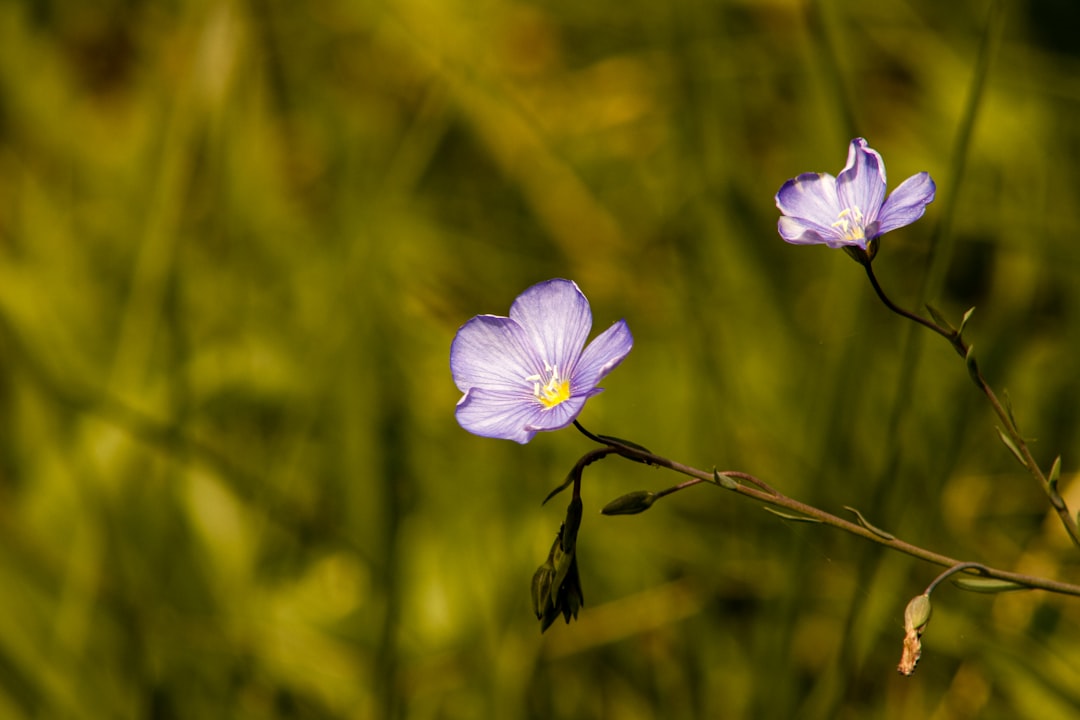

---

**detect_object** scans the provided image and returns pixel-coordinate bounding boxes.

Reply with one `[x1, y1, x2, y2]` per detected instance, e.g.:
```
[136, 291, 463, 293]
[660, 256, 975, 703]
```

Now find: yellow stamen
[831, 206, 866, 242]
[527, 365, 571, 409]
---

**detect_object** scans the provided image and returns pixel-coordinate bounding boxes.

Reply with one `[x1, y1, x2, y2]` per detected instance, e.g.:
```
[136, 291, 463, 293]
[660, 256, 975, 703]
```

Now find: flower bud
[898, 594, 932, 676]
[904, 593, 932, 632]
[531, 561, 555, 620]
[601, 491, 656, 516]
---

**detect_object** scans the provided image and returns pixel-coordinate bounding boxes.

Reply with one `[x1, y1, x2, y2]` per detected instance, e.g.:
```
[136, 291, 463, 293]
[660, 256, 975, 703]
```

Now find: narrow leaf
[843, 506, 895, 540]
[1002, 389, 1018, 428]
[763, 507, 821, 523]
[925, 303, 955, 333]
[542, 469, 578, 505]
[959, 306, 976, 335]
[964, 344, 981, 385]
[1048, 455, 1062, 493]
[952, 577, 1029, 593]
[995, 427, 1027, 467]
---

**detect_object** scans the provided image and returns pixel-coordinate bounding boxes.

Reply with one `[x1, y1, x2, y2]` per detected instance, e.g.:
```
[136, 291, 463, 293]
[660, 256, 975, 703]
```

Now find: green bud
[601, 490, 656, 515]
[713, 469, 739, 490]
[904, 594, 932, 633]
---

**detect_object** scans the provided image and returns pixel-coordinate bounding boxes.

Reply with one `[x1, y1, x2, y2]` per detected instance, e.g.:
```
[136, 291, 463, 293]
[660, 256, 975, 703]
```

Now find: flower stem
[861, 261, 954, 342]
[574, 429, 1080, 598]
[924, 562, 992, 596]
[860, 260, 1080, 549]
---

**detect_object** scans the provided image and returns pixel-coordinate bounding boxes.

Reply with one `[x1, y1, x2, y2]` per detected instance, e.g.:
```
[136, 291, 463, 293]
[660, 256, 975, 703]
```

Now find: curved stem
[860, 261, 1080, 549]
[925, 562, 992, 596]
[862, 261, 954, 342]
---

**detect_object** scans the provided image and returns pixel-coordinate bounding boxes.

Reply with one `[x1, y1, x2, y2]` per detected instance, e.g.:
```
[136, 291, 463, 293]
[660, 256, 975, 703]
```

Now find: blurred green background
[1, 0, 1079, 717]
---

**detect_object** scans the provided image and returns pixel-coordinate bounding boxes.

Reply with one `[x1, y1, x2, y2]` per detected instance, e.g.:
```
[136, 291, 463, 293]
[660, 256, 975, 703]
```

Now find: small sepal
[842, 241, 877, 266]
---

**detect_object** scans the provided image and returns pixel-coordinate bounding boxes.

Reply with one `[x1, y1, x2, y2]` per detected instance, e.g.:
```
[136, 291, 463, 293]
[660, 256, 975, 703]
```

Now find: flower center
[831, 206, 866, 242]
[527, 365, 571, 409]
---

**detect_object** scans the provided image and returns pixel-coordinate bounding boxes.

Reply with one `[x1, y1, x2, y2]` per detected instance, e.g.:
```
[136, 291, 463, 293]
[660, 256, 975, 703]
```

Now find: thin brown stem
[860, 261, 1080, 549]
[576, 431, 1080, 598]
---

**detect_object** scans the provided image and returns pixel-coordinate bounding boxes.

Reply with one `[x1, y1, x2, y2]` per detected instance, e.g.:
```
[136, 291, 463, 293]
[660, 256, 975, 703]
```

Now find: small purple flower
[775, 138, 936, 259]
[451, 279, 633, 444]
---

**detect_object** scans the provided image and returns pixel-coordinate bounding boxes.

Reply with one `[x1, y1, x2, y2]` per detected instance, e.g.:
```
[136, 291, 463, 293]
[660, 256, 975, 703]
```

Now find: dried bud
[898, 594, 932, 676]
[535, 500, 588, 633]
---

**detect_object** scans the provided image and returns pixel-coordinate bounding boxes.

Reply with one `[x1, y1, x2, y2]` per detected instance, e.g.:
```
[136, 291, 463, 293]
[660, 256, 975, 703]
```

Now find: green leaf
[596, 434, 653, 462]
[965, 344, 981, 385]
[763, 507, 821, 523]
[925, 303, 955, 333]
[542, 468, 579, 505]
[995, 427, 1027, 467]
[1048, 455, 1062, 493]
[959, 306, 976, 335]
[843, 506, 895, 540]
[952, 576, 1029, 593]
[1002, 389, 1018, 428]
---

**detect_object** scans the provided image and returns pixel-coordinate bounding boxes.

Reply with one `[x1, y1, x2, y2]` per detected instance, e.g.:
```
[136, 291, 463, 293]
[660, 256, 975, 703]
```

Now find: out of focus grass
[1, 0, 1079, 718]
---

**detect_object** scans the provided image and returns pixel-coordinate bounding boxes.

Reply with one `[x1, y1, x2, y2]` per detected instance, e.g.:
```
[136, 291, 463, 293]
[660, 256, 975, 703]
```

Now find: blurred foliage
[1, 0, 1079, 717]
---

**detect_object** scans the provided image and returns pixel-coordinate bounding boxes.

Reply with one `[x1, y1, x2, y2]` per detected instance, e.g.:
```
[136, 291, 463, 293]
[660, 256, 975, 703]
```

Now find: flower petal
[775, 172, 841, 227]
[451, 315, 543, 394]
[456, 387, 589, 443]
[777, 215, 846, 247]
[837, 138, 887, 224]
[572, 319, 633, 389]
[455, 387, 547, 444]
[527, 395, 590, 434]
[509, 279, 592, 371]
[876, 172, 936, 236]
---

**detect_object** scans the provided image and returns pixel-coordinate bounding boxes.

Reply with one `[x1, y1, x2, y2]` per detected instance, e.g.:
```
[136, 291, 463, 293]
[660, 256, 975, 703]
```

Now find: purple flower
[451, 279, 633, 444]
[775, 138, 936, 258]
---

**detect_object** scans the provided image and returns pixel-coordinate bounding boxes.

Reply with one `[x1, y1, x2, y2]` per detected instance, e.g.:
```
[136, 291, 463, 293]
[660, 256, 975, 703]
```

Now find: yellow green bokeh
[1, 0, 1079, 717]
